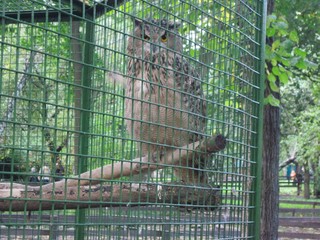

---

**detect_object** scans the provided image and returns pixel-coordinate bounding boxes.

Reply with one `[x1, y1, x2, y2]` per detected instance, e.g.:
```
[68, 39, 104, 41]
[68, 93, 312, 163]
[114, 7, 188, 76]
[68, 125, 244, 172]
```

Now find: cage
[0, 0, 265, 239]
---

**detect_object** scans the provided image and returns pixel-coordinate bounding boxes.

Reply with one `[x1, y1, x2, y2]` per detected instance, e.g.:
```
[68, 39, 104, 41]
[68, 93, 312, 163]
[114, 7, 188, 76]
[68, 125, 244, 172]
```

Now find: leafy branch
[264, 14, 317, 106]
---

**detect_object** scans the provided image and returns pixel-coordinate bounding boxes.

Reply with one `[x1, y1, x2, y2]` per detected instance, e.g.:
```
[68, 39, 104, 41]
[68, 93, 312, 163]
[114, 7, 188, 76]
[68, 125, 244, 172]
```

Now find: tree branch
[279, 157, 297, 170]
[43, 134, 226, 191]
[0, 134, 226, 211]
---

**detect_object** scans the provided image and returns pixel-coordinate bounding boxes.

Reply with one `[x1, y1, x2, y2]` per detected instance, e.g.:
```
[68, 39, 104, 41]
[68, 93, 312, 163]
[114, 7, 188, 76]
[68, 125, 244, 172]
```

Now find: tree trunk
[0, 51, 37, 143]
[304, 162, 310, 199]
[261, 104, 280, 240]
[260, 1, 279, 239]
[312, 162, 320, 198]
[315, 174, 320, 199]
[71, 21, 82, 175]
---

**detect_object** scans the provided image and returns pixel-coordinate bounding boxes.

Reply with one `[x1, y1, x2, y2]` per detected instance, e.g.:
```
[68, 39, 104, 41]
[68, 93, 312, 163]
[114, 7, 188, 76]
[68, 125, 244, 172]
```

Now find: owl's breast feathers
[125, 50, 206, 149]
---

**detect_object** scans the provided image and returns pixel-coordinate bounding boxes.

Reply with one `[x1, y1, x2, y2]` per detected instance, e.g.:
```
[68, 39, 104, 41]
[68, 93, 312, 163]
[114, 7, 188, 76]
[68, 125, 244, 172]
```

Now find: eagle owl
[114, 18, 207, 183]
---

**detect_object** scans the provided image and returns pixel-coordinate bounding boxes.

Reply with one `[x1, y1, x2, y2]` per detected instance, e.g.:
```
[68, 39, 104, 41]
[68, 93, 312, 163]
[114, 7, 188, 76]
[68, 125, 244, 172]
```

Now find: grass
[279, 202, 318, 209]
[279, 183, 320, 209]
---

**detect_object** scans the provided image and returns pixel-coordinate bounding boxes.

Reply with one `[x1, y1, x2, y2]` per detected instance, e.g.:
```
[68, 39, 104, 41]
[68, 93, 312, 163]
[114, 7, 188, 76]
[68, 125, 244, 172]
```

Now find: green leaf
[289, 30, 299, 43]
[269, 81, 280, 92]
[267, 73, 276, 82]
[273, 19, 288, 31]
[278, 65, 286, 72]
[264, 94, 280, 107]
[280, 58, 290, 67]
[294, 47, 307, 58]
[272, 66, 281, 76]
[189, 49, 196, 58]
[280, 39, 295, 51]
[265, 45, 275, 60]
[271, 59, 277, 66]
[269, 94, 280, 107]
[268, 14, 277, 21]
[267, 14, 277, 28]
[295, 59, 307, 70]
[279, 72, 289, 84]
[289, 57, 300, 66]
[267, 28, 276, 37]
[277, 46, 292, 57]
[272, 39, 281, 51]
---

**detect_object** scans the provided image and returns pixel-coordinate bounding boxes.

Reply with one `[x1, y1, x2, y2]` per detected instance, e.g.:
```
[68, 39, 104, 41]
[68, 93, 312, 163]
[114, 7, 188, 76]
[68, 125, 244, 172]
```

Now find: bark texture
[260, 1, 280, 239]
[0, 182, 221, 211]
[261, 103, 280, 240]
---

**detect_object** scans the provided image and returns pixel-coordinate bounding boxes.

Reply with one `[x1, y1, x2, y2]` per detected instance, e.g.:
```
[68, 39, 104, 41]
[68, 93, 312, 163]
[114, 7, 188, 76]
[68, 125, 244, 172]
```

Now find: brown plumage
[114, 18, 207, 183]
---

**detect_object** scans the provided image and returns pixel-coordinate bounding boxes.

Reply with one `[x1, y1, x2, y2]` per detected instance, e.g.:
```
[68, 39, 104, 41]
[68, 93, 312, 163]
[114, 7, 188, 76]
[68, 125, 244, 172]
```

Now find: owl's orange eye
[161, 34, 167, 42]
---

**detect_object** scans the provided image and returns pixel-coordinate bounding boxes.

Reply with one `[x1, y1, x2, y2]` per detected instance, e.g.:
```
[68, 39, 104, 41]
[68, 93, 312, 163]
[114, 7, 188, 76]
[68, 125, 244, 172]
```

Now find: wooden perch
[0, 135, 226, 211]
[0, 182, 221, 212]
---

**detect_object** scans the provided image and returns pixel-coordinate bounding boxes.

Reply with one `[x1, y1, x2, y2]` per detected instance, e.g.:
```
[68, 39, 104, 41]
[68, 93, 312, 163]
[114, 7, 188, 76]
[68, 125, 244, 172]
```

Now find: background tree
[277, 0, 320, 199]
[261, 0, 319, 238]
[260, 1, 280, 239]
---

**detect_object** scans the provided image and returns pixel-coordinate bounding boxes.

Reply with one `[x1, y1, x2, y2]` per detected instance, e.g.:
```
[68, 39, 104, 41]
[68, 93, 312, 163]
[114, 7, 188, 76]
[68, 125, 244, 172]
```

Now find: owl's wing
[174, 55, 207, 142]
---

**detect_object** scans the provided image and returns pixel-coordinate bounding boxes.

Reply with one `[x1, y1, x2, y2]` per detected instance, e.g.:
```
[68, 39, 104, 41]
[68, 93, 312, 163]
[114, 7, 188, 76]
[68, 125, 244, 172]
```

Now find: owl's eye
[144, 35, 150, 41]
[161, 34, 167, 42]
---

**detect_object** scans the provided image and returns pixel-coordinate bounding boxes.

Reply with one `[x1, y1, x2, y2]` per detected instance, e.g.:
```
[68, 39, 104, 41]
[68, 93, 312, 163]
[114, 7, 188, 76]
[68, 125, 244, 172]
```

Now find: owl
[112, 18, 207, 184]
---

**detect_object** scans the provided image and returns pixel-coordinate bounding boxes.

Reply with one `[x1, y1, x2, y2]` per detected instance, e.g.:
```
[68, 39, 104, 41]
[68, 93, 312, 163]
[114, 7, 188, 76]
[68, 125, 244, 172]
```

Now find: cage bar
[0, 0, 265, 239]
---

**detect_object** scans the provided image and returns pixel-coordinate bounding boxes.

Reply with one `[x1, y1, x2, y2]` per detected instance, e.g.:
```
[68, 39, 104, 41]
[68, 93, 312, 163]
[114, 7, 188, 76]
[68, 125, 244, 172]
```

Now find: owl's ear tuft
[168, 21, 181, 31]
[131, 18, 143, 28]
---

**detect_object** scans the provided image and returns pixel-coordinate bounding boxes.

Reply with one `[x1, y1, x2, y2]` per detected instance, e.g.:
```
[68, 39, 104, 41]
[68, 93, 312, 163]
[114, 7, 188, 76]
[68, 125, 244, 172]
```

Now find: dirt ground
[278, 226, 320, 240]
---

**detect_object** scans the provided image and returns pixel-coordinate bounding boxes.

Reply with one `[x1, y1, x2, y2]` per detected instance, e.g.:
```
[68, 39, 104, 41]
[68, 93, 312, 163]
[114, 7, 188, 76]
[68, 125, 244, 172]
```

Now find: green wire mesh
[0, 0, 265, 239]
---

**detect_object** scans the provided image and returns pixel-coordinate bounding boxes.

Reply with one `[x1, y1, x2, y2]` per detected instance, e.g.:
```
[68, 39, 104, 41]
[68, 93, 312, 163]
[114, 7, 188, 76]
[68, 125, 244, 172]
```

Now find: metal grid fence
[0, 0, 265, 239]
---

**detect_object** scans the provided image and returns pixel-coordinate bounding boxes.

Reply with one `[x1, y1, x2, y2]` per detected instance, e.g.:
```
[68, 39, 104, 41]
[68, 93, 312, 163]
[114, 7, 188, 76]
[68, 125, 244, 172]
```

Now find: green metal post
[75, 18, 95, 240]
[249, 0, 267, 239]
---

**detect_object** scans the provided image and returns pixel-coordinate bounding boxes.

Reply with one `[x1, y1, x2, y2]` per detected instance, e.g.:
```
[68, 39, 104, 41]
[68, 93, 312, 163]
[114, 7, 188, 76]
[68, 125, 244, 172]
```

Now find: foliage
[264, 14, 316, 106]
[274, 0, 320, 197]
[277, 0, 320, 55]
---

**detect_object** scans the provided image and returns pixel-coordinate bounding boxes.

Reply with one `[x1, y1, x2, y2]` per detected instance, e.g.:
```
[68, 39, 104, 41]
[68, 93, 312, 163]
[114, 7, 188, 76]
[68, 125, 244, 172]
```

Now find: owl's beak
[152, 44, 160, 54]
